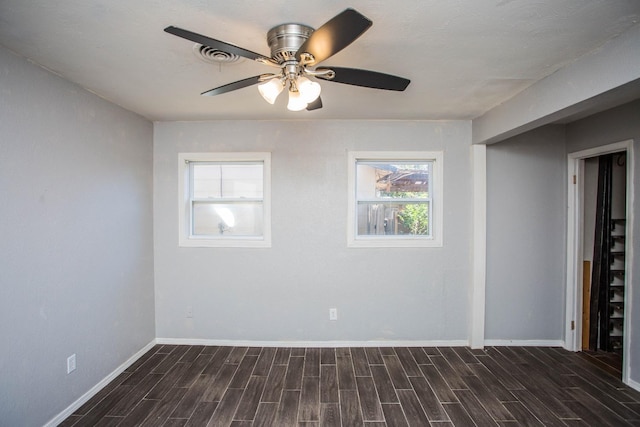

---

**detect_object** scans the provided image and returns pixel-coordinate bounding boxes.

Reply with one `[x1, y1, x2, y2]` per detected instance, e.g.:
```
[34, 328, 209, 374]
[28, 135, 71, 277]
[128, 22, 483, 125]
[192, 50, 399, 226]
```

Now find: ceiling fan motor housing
[267, 23, 314, 63]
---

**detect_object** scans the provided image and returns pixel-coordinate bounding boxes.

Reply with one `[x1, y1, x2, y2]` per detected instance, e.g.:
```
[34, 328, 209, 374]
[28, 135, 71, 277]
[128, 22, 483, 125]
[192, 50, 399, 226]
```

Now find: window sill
[347, 236, 443, 248]
[179, 236, 271, 248]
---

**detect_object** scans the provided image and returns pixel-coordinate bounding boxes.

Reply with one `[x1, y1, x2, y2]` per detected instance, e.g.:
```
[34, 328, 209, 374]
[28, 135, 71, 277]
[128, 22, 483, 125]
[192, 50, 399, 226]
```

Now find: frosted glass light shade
[258, 79, 284, 104]
[287, 90, 308, 111]
[297, 76, 321, 103]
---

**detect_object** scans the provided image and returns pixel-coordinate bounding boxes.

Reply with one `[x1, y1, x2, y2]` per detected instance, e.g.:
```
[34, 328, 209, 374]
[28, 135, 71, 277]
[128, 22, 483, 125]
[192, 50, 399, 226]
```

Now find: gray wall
[154, 120, 473, 343]
[484, 99, 639, 383]
[0, 47, 155, 426]
[485, 125, 567, 341]
[566, 99, 640, 385]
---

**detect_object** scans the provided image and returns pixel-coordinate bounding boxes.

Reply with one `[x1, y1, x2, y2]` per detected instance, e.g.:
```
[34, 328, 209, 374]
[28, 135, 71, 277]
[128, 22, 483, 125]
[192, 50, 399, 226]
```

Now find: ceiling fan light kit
[257, 78, 283, 104]
[164, 8, 410, 112]
[297, 77, 322, 103]
[286, 88, 308, 111]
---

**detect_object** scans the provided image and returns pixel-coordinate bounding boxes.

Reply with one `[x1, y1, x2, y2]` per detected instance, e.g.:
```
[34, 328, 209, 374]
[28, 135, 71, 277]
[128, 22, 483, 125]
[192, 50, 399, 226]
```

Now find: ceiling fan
[164, 8, 410, 111]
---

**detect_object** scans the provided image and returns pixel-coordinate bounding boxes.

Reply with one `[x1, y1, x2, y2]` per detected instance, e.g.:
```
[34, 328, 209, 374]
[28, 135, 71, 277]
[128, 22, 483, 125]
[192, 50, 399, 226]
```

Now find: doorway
[565, 140, 634, 384]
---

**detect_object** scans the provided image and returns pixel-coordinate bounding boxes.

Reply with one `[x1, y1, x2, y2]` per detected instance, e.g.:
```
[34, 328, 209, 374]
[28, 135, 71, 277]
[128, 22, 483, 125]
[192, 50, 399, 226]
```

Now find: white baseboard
[628, 378, 640, 392]
[484, 339, 565, 347]
[155, 338, 470, 348]
[43, 339, 157, 427]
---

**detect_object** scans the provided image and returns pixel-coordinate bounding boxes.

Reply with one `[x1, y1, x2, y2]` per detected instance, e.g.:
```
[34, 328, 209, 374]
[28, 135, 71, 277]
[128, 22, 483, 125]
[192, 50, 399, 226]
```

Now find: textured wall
[154, 120, 473, 343]
[485, 125, 567, 342]
[0, 47, 155, 426]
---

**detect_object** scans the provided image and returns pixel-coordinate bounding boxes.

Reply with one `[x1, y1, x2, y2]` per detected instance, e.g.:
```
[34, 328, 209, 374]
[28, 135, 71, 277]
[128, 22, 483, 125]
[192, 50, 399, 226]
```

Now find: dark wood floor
[579, 350, 623, 379]
[60, 345, 640, 426]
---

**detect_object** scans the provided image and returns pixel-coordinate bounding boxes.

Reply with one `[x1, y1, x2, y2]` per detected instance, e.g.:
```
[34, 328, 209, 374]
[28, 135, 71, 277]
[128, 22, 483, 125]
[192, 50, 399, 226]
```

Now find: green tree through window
[397, 203, 429, 235]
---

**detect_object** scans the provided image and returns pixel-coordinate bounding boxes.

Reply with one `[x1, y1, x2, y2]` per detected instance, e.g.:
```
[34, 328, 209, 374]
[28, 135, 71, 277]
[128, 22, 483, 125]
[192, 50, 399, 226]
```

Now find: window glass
[178, 153, 271, 248]
[192, 202, 263, 236]
[356, 161, 432, 237]
[348, 152, 442, 248]
[192, 163, 263, 199]
[356, 162, 429, 199]
[190, 162, 264, 237]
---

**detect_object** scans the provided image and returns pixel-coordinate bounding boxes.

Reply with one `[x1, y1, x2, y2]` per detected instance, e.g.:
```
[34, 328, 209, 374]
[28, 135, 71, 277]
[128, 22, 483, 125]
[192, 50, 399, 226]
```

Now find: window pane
[192, 202, 263, 237]
[357, 202, 429, 236]
[356, 162, 429, 199]
[193, 164, 263, 199]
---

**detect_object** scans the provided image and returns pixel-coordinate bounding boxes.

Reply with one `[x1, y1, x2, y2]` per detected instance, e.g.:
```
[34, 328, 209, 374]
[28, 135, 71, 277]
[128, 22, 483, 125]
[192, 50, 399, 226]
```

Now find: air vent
[192, 44, 243, 64]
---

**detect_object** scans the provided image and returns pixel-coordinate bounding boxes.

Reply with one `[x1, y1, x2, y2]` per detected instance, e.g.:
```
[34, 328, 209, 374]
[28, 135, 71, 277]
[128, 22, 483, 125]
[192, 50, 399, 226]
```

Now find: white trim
[623, 145, 635, 386]
[568, 140, 633, 159]
[43, 340, 157, 427]
[470, 145, 487, 349]
[565, 155, 582, 352]
[484, 339, 565, 347]
[346, 151, 444, 248]
[565, 139, 634, 386]
[156, 338, 469, 348]
[629, 378, 640, 393]
[178, 152, 272, 248]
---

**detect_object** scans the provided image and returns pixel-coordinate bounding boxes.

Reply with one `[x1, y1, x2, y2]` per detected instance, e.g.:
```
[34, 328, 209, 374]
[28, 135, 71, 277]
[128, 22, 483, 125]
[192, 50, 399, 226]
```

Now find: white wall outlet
[186, 305, 193, 318]
[329, 308, 338, 321]
[67, 354, 76, 374]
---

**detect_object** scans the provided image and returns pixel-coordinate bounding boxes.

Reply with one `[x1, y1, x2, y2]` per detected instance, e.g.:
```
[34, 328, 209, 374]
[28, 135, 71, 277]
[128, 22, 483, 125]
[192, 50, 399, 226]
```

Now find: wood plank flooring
[579, 350, 623, 379]
[60, 345, 640, 426]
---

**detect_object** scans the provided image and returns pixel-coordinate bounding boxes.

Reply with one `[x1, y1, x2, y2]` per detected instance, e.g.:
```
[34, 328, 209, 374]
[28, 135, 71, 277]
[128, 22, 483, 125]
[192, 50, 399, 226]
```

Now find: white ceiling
[1, 0, 639, 122]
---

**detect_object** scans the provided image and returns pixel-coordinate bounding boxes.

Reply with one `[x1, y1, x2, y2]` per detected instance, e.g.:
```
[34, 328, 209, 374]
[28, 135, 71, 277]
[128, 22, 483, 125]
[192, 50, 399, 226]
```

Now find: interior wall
[612, 152, 628, 220]
[566, 99, 640, 385]
[0, 47, 155, 426]
[485, 125, 567, 342]
[153, 120, 472, 343]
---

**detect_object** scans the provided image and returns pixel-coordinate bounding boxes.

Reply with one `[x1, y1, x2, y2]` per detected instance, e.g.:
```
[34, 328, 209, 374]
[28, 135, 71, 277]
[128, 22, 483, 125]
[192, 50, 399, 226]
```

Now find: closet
[584, 152, 627, 356]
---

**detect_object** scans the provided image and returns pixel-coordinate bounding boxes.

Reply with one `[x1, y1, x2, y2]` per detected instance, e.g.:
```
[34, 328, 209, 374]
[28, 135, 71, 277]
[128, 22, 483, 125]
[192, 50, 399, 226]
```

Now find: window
[178, 152, 271, 247]
[348, 151, 443, 247]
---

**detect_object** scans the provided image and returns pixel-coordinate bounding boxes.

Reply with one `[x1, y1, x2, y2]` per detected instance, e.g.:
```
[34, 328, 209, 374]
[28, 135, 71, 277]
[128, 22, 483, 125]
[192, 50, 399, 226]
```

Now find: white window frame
[178, 152, 271, 248]
[347, 151, 443, 248]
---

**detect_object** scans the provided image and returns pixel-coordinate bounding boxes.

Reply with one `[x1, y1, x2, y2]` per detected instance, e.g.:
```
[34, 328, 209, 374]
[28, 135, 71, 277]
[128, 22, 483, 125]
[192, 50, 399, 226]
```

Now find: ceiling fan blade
[316, 67, 410, 91]
[201, 75, 263, 96]
[165, 26, 272, 63]
[295, 9, 372, 65]
[306, 97, 323, 111]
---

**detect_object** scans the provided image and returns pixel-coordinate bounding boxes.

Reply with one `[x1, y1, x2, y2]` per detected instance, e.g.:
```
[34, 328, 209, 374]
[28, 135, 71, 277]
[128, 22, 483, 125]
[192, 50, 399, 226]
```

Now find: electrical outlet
[329, 308, 338, 321]
[67, 354, 76, 374]
[186, 306, 193, 318]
